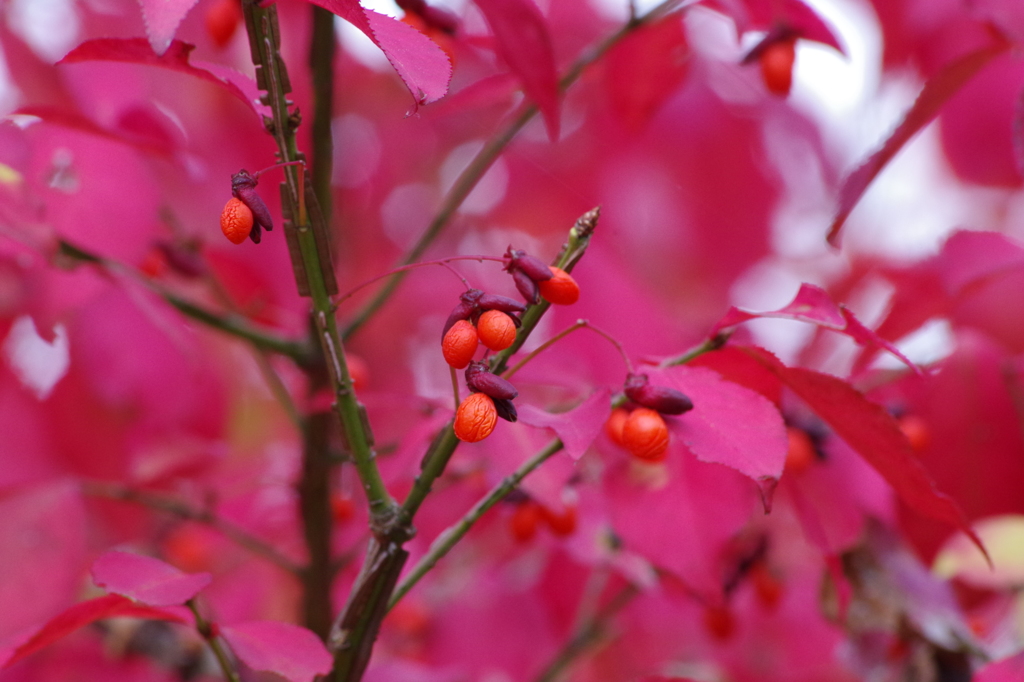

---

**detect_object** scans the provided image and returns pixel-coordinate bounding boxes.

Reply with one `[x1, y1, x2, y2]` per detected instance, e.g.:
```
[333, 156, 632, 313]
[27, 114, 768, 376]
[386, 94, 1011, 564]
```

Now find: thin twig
[188, 599, 241, 682]
[83, 481, 300, 573]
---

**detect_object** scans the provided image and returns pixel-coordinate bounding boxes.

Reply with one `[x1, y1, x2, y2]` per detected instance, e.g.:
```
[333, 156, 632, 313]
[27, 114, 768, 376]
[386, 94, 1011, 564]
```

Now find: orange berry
[898, 414, 930, 453]
[220, 197, 253, 244]
[759, 37, 796, 97]
[540, 504, 577, 536]
[785, 426, 816, 473]
[476, 309, 517, 351]
[442, 319, 479, 369]
[510, 501, 541, 543]
[454, 392, 497, 442]
[205, 0, 242, 48]
[538, 266, 580, 305]
[604, 407, 630, 446]
[622, 407, 670, 462]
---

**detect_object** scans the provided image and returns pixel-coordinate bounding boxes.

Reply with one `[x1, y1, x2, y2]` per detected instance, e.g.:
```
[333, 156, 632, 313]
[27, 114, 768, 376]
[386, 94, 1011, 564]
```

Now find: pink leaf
[220, 621, 333, 682]
[58, 38, 260, 114]
[137, 0, 199, 55]
[976, 652, 1024, 682]
[304, 0, 451, 104]
[1, 594, 190, 669]
[92, 550, 212, 606]
[742, 347, 989, 561]
[711, 283, 920, 373]
[827, 38, 1009, 246]
[708, 0, 845, 54]
[472, 0, 560, 140]
[656, 366, 787, 497]
[517, 389, 611, 460]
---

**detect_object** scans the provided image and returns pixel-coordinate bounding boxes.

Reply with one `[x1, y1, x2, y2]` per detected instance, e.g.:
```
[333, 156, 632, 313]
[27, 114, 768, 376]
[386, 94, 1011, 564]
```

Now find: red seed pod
[538, 267, 580, 305]
[509, 500, 541, 543]
[507, 249, 554, 283]
[454, 392, 498, 442]
[205, 0, 242, 48]
[539, 504, 577, 536]
[759, 36, 797, 97]
[511, 267, 540, 305]
[478, 293, 526, 315]
[624, 373, 694, 415]
[622, 408, 670, 462]
[465, 361, 518, 401]
[477, 309, 517, 351]
[220, 197, 253, 244]
[230, 170, 274, 243]
[785, 427, 817, 473]
[442, 319, 479, 369]
[493, 397, 518, 423]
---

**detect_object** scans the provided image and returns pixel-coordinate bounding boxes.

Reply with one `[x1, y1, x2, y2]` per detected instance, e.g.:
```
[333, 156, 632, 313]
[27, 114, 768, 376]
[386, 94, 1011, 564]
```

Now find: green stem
[188, 600, 241, 682]
[657, 331, 730, 368]
[389, 437, 564, 609]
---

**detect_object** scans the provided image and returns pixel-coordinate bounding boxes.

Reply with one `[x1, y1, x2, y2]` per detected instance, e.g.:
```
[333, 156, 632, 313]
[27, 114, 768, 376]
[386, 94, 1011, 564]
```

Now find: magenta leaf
[517, 389, 611, 460]
[58, 38, 260, 114]
[655, 366, 787, 496]
[220, 621, 332, 682]
[976, 652, 1024, 682]
[711, 283, 920, 373]
[91, 550, 212, 607]
[742, 347, 988, 560]
[472, 0, 560, 140]
[827, 39, 1009, 246]
[1, 594, 189, 669]
[137, 0, 199, 55]
[707, 0, 845, 54]
[304, 0, 451, 104]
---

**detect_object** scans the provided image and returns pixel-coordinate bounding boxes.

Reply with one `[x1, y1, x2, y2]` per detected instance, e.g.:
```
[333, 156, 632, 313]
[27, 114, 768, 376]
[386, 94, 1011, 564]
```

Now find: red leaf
[742, 347, 988, 560]
[1, 594, 190, 669]
[58, 39, 259, 114]
[517, 389, 610, 460]
[472, 0, 560, 140]
[711, 283, 920, 373]
[220, 621, 332, 682]
[656, 366, 787, 502]
[305, 0, 451, 104]
[92, 550, 212, 607]
[708, 0, 845, 54]
[603, 15, 690, 131]
[827, 38, 1009, 246]
[137, 0, 199, 55]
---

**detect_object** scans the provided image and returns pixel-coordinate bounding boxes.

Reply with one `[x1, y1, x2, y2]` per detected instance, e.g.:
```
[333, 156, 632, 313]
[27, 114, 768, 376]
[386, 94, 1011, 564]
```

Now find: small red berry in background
[442, 320, 479, 369]
[220, 196, 253, 244]
[702, 604, 736, 641]
[476, 309, 517, 351]
[622, 407, 670, 461]
[759, 36, 797, 97]
[784, 426, 816, 473]
[750, 563, 783, 610]
[539, 504, 577, 536]
[331, 494, 356, 524]
[347, 353, 371, 390]
[605, 407, 630, 446]
[509, 500, 541, 543]
[898, 414, 930, 453]
[454, 392, 498, 442]
[205, 0, 242, 49]
[538, 266, 580, 305]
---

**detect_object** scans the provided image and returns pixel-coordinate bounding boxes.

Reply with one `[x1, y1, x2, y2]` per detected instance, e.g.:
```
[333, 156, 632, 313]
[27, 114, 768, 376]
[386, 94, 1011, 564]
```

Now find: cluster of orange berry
[441, 289, 526, 369]
[605, 373, 693, 462]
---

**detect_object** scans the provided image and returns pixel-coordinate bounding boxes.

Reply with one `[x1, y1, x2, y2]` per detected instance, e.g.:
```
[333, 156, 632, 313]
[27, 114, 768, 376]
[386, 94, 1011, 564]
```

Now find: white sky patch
[872, 318, 956, 370]
[8, 0, 81, 63]
[3, 316, 70, 400]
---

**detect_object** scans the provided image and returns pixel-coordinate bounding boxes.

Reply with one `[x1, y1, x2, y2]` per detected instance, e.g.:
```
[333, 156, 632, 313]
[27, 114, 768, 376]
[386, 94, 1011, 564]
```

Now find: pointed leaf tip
[92, 550, 212, 606]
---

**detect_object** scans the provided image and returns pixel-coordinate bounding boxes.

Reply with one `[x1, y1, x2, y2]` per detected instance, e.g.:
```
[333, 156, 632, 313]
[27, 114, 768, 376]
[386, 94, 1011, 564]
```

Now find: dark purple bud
[478, 293, 526, 314]
[493, 398, 518, 422]
[512, 268, 540, 304]
[155, 241, 206, 278]
[624, 373, 693, 415]
[466, 361, 518, 401]
[442, 302, 475, 340]
[249, 221, 262, 244]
